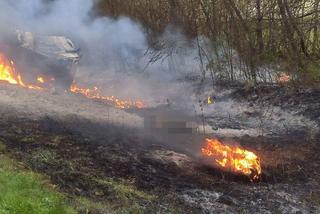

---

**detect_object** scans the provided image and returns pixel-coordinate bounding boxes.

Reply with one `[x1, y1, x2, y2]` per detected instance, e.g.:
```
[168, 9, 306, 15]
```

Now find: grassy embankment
[0, 142, 75, 214]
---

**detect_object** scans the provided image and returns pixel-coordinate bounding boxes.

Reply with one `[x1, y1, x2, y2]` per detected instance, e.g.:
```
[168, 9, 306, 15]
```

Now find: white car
[1, 31, 80, 90]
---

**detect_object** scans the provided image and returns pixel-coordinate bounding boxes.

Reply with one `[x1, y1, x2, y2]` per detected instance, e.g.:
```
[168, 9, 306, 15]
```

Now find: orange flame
[201, 138, 261, 181]
[70, 83, 145, 109]
[0, 52, 145, 109]
[0, 53, 43, 90]
[37, 76, 45, 83]
[278, 73, 291, 83]
[37, 75, 55, 87]
[0, 53, 25, 85]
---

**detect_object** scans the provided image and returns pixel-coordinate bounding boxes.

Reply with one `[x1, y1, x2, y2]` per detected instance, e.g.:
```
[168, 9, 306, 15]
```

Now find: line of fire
[1, 1, 319, 213]
[0, 30, 262, 182]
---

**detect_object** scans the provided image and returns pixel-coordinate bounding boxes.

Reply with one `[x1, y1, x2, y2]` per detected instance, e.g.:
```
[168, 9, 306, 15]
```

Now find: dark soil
[231, 85, 320, 124]
[0, 112, 319, 213]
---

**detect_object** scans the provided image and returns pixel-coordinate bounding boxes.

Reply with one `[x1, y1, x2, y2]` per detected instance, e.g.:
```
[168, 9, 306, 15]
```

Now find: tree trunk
[256, 0, 264, 58]
[277, 0, 301, 72]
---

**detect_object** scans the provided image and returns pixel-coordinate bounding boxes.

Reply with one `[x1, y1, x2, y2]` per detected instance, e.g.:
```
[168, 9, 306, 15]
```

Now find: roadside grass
[0, 146, 75, 214]
[0, 145, 154, 214]
[94, 178, 156, 201]
[0, 138, 187, 214]
[73, 197, 144, 214]
[93, 177, 156, 213]
[29, 149, 185, 213]
[76, 178, 185, 214]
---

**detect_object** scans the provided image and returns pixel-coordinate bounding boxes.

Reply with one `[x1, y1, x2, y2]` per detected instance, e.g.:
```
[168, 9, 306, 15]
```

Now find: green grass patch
[94, 178, 157, 213]
[0, 155, 16, 171]
[0, 155, 75, 214]
[95, 178, 156, 201]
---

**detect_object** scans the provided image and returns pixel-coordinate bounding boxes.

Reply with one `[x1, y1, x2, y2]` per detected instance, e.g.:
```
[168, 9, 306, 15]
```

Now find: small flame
[37, 76, 46, 84]
[70, 83, 145, 109]
[201, 138, 261, 181]
[207, 96, 213, 104]
[278, 73, 291, 83]
[37, 76, 45, 83]
[37, 75, 55, 85]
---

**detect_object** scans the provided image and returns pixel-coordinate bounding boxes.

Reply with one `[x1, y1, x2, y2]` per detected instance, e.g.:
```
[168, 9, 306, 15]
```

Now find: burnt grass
[231, 84, 320, 125]
[0, 113, 320, 213]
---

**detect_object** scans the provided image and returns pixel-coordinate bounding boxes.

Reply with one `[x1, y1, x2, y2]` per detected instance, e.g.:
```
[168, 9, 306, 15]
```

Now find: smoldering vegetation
[97, 0, 320, 85]
[0, 0, 208, 103]
[0, 0, 318, 150]
[1, 84, 320, 213]
[0, 1, 319, 213]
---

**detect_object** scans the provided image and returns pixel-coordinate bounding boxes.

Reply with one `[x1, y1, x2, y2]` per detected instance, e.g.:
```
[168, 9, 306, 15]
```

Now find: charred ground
[0, 83, 319, 213]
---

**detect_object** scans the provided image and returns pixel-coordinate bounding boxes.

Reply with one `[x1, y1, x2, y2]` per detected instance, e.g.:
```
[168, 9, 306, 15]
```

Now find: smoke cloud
[0, 0, 206, 106]
[0, 0, 317, 141]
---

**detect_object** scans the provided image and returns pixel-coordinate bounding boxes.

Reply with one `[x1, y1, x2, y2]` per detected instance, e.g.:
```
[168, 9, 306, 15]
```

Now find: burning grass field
[0, 0, 319, 213]
[0, 82, 319, 213]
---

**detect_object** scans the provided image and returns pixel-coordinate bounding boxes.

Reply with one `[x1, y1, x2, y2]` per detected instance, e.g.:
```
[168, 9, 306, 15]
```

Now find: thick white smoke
[0, 0, 207, 105]
[1, 0, 317, 140]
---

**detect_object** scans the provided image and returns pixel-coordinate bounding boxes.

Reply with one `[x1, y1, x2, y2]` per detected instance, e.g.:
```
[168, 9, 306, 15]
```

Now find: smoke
[0, 0, 206, 106]
[0, 0, 317, 143]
